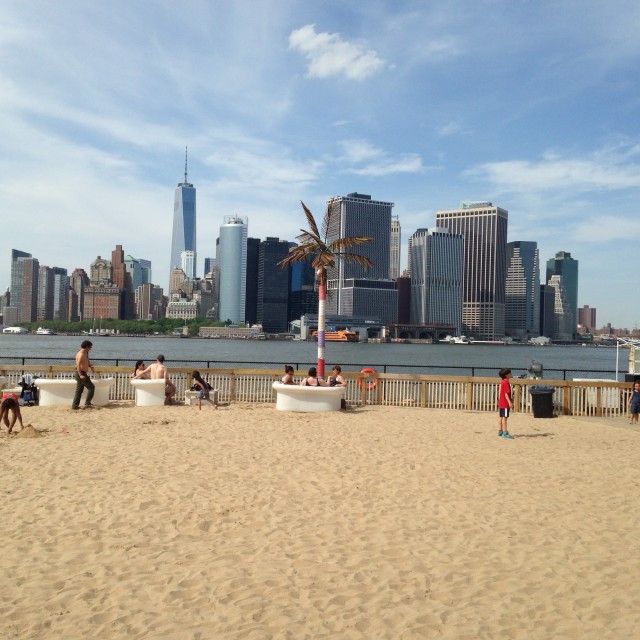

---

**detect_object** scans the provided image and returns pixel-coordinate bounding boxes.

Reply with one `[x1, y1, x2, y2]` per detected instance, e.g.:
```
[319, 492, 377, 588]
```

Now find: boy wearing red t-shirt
[498, 368, 514, 439]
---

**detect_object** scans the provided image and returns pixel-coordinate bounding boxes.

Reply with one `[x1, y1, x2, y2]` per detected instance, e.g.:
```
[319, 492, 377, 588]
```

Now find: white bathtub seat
[36, 377, 115, 407]
[272, 382, 345, 412]
[131, 379, 168, 406]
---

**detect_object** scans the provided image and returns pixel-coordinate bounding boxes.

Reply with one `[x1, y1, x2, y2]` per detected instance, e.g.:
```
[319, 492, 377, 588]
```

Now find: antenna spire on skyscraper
[184, 146, 188, 183]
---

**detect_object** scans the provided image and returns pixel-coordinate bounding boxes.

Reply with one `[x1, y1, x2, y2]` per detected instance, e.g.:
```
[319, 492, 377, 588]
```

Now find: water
[0, 334, 625, 379]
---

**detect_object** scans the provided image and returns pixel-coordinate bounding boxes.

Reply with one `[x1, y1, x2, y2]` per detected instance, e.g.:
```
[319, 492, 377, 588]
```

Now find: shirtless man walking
[72, 340, 96, 410]
[135, 354, 176, 405]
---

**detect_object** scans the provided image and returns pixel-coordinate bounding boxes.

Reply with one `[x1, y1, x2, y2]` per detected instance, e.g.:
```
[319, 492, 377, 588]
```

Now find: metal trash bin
[529, 385, 555, 418]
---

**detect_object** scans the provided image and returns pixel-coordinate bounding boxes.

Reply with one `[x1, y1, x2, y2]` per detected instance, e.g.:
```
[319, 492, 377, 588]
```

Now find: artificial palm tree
[279, 200, 373, 377]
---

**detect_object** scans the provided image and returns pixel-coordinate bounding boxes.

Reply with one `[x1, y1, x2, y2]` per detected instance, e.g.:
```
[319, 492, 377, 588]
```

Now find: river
[0, 334, 626, 380]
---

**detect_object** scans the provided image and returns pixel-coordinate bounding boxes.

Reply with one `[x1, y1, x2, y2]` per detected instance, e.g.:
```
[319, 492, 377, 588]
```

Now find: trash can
[529, 385, 555, 418]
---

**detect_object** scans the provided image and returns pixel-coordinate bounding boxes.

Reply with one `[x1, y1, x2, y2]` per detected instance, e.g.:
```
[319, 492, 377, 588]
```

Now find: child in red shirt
[498, 368, 514, 439]
[1, 393, 24, 434]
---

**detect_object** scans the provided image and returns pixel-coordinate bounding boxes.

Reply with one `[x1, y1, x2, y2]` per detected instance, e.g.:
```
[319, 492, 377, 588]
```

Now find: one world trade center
[169, 149, 196, 282]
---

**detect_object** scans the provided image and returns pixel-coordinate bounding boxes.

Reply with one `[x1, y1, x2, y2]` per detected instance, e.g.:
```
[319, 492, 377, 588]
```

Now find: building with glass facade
[169, 155, 196, 283]
[390, 215, 401, 280]
[325, 193, 395, 322]
[546, 251, 578, 339]
[435, 202, 508, 340]
[326, 278, 398, 326]
[409, 228, 464, 334]
[547, 275, 573, 340]
[327, 193, 393, 282]
[257, 237, 291, 333]
[218, 215, 247, 324]
[505, 241, 540, 339]
[244, 238, 260, 326]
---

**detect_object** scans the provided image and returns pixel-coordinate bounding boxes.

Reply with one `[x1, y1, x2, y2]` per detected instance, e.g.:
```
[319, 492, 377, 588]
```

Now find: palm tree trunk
[317, 266, 326, 377]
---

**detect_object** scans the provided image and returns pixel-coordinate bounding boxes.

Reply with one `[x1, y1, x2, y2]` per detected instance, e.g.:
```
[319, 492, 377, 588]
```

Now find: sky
[1, 0, 639, 329]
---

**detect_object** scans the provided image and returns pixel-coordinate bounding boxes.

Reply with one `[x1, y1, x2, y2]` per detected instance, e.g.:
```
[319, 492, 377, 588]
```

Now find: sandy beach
[1, 402, 639, 639]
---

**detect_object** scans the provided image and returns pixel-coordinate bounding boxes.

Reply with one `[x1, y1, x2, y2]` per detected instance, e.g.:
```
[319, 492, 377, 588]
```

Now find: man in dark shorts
[72, 340, 96, 410]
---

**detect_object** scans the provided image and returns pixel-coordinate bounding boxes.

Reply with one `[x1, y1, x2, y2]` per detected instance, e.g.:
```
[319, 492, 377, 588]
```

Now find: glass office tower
[218, 216, 248, 324]
[505, 241, 540, 339]
[169, 152, 196, 282]
[326, 193, 394, 318]
[409, 228, 464, 333]
[436, 202, 508, 340]
[546, 251, 578, 339]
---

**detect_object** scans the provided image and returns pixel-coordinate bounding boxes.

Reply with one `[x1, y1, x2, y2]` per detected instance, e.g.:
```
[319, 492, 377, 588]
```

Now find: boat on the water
[36, 327, 55, 335]
[312, 330, 359, 342]
[2, 326, 28, 334]
[439, 335, 470, 345]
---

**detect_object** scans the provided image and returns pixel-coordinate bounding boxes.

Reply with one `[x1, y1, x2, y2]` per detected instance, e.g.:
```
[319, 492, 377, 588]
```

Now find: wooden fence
[0, 365, 633, 418]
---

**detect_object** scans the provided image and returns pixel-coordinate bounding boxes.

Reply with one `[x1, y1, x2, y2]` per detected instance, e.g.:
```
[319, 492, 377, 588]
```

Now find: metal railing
[0, 355, 619, 380]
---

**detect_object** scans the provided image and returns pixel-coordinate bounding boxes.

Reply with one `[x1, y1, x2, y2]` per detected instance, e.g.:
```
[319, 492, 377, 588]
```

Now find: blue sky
[1, 0, 639, 329]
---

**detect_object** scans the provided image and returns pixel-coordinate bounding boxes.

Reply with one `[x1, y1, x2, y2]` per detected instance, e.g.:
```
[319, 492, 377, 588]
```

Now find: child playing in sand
[1, 392, 24, 434]
[628, 381, 640, 424]
[498, 368, 514, 439]
[191, 371, 218, 410]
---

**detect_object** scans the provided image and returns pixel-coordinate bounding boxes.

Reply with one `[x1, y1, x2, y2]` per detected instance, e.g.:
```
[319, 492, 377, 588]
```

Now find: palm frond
[312, 253, 335, 269]
[334, 252, 374, 269]
[319, 202, 333, 243]
[301, 201, 321, 240]
[330, 236, 373, 251]
[279, 246, 316, 268]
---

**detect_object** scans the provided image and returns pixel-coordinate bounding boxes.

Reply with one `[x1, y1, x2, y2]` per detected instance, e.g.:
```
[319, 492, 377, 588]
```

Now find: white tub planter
[272, 382, 345, 412]
[131, 379, 167, 406]
[36, 377, 115, 407]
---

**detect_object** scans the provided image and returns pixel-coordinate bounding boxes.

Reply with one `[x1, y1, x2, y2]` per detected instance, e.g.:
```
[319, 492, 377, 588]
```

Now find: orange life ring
[357, 368, 378, 391]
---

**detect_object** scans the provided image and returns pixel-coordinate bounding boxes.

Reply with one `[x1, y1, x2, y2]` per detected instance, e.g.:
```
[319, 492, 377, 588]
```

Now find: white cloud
[289, 24, 386, 81]
[436, 121, 471, 138]
[466, 143, 640, 194]
[335, 139, 424, 177]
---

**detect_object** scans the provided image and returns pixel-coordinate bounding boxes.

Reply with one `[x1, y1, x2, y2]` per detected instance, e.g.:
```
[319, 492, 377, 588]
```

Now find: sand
[1, 402, 639, 639]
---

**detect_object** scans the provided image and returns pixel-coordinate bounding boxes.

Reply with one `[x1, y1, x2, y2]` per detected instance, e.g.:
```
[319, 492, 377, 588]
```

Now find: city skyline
[1, 2, 639, 327]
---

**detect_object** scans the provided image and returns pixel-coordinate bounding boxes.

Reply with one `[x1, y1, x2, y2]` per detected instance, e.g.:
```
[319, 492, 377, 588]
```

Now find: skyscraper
[16, 256, 40, 322]
[37, 265, 55, 322]
[577, 305, 596, 332]
[6, 249, 32, 323]
[69, 268, 89, 321]
[436, 202, 508, 340]
[546, 251, 578, 339]
[52, 267, 69, 321]
[409, 228, 464, 333]
[326, 192, 394, 319]
[169, 150, 196, 282]
[327, 193, 393, 281]
[547, 275, 573, 340]
[505, 241, 540, 339]
[218, 216, 248, 324]
[390, 215, 401, 280]
[244, 238, 260, 326]
[257, 237, 291, 333]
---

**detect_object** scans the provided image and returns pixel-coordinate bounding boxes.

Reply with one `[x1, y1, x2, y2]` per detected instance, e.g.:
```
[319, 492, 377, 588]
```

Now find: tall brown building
[20, 257, 40, 322]
[83, 256, 120, 321]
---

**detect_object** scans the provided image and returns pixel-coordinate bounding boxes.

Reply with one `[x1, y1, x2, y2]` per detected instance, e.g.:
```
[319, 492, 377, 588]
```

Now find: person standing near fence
[498, 368, 514, 439]
[628, 381, 640, 424]
[72, 340, 96, 410]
